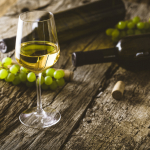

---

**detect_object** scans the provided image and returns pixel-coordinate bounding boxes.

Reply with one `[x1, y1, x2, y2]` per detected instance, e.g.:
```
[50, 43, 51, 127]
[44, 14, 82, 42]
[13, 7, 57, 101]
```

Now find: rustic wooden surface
[1, 0, 150, 150]
[0, 0, 18, 17]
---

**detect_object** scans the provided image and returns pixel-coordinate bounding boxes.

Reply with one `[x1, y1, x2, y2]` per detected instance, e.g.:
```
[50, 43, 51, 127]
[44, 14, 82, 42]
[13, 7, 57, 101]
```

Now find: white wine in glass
[15, 11, 61, 128]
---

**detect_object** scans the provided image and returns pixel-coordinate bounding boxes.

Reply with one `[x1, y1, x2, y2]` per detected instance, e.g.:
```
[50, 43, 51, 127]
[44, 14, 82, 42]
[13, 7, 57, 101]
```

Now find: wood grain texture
[54, 0, 125, 43]
[0, 1, 117, 148]
[4, 0, 98, 16]
[1, 0, 150, 150]
[61, 0, 150, 149]
[1, 0, 126, 44]
[123, 0, 150, 21]
[62, 67, 150, 149]
[0, 0, 18, 17]
[0, 31, 116, 149]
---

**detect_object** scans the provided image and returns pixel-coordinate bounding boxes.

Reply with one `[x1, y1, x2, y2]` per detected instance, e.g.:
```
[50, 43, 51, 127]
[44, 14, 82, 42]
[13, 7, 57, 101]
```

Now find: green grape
[14, 64, 20, 70]
[117, 21, 126, 30]
[10, 65, 19, 74]
[27, 72, 36, 82]
[37, 75, 44, 85]
[12, 75, 21, 85]
[0, 61, 2, 67]
[20, 66, 29, 73]
[137, 22, 145, 29]
[135, 29, 142, 35]
[2, 57, 12, 66]
[126, 29, 134, 35]
[53, 70, 64, 79]
[46, 68, 55, 77]
[127, 21, 135, 29]
[132, 16, 140, 24]
[19, 72, 27, 82]
[3, 64, 9, 69]
[0, 69, 8, 79]
[111, 29, 120, 38]
[120, 31, 126, 38]
[56, 78, 65, 87]
[49, 80, 58, 90]
[144, 22, 150, 30]
[44, 76, 53, 85]
[26, 81, 34, 87]
[6, 73, 15, 82]
[41, 83, 49, 90]
[57, 70, 65, 78]
[106, 28, 114, 36]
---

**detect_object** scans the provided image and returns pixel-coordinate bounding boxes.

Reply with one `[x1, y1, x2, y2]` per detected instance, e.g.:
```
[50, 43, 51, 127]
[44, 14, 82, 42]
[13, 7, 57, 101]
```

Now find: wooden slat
[1, 0, 150, 149]
[0, 30, 117, 149]
[0, 1, 119, 147]
[1, 0, 125, 49]
[0, 0, 121, 148]
[0, 0, 18, 17]
[5, 0, 98, 16]
[62, 67, 150, 149]
[61, 0, 150, 149]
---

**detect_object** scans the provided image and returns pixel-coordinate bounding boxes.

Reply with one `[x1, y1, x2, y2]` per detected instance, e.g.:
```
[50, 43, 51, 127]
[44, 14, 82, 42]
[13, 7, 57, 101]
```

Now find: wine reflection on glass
[15, 11, 61, 128]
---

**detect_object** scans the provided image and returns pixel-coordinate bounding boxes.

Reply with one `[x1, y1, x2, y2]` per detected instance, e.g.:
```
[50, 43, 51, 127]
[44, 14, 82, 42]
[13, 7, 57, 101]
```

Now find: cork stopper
[64, 70, 74, 81]
[112, 81, 125, 100]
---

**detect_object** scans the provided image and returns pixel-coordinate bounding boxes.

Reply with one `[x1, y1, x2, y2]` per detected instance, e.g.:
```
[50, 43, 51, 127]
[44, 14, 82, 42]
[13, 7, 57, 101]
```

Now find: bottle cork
[11, 60, 73, 81]
[112, 81, 125, 100]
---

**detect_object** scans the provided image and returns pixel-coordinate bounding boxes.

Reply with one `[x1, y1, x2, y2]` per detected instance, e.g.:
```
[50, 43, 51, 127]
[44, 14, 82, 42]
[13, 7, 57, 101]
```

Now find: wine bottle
[72, 33, 150, 67]
[0, 0, 125, 53]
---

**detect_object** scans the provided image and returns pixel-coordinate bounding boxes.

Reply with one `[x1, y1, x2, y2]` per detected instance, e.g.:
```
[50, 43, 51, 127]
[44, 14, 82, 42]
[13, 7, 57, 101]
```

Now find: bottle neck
[72, 47, 118, 67]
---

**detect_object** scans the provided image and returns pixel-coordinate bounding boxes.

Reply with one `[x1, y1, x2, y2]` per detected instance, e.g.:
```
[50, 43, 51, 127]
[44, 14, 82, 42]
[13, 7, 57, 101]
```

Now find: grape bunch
[0, 57, 65, 91]
[106, 16, 150, 43]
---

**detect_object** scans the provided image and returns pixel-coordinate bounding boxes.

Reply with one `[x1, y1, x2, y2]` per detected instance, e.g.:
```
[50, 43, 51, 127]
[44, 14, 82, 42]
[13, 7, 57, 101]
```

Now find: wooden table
[1, 0, 150, 149]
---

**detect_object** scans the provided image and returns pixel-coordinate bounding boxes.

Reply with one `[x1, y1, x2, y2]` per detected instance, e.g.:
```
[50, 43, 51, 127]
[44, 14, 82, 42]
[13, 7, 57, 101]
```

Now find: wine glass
[15, 11, 61, 128]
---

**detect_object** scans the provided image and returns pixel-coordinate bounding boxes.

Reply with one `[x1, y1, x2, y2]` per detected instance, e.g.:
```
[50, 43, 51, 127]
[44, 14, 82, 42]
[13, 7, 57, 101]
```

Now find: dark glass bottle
[72, 33, 150, 67]
[0, 0, 126, 53]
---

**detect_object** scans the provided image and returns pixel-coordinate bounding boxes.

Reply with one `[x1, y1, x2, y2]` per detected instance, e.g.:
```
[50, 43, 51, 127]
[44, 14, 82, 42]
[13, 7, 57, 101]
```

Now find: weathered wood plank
[0, 3, 120, 150]
[0, 31, 117, 149]
[0, 0, 96, 39]
[0, 0, 18, 17]
[123, 0, 150, 21]
[2, 0, 150, 149]
[0, 1, 119, 147]
[5, 0, 51, 16]
[1, 0, 125, 48]
[62, 67, 150, 149]
[5, 0, 98, 16]
[61, 0, 150, 149]
[0, 1, 113, 150]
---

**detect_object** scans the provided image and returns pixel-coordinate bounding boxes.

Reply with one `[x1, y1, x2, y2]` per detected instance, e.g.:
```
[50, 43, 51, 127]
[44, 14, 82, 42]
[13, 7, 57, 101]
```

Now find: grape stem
[36, 73, 43, 114]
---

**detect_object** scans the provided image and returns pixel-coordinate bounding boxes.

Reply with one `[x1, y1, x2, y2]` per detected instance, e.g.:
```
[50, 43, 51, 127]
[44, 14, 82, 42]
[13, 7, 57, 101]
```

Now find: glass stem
[36, 73, 43, 114]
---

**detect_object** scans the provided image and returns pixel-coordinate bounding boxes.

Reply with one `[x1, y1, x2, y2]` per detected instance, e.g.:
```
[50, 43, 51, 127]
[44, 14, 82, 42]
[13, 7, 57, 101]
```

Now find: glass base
[19, 107, 61, 128]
